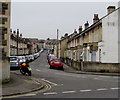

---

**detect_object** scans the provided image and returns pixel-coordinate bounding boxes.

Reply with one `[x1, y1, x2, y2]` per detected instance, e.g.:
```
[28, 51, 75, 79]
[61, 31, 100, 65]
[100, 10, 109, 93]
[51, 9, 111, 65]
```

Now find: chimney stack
[107, 6, 116, 14]
[74, 29, 77, 33]
[78, 26, 82, 33]
[20, 34, 22, 38]
[64, 33, 68, 37]
[13, 30, 16, 33]
[84, 21, 89, 29]
[93, 14, 99, 23]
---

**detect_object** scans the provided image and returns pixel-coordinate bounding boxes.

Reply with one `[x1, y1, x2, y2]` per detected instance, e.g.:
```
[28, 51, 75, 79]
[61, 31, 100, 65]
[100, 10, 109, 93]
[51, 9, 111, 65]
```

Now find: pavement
[63, 64, 120, 76]
[2, 71, 44, 97]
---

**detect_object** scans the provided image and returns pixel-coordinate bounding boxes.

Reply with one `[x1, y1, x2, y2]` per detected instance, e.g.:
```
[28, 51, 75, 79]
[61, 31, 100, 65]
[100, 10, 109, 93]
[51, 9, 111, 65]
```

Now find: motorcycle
[20, 63, 32, 76]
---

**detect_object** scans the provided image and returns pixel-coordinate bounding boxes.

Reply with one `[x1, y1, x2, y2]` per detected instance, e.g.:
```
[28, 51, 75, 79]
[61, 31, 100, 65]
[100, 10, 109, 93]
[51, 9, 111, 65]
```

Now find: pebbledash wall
[100, 7, 119, 63]
[85, 7, 120, 72]
[118, 2, 120, 66]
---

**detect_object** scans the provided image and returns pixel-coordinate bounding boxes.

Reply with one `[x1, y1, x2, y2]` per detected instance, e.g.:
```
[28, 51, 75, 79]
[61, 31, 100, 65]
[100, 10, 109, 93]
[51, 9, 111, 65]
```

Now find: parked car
[18, 56, 26, 64]
[25, 55, 31, 62]
[29, 55, 34, 61]
[49, 59, 63, 70]
[47, 54, 57, 64]
[9, 56, 20, 70]
[34, 53, 39, 59]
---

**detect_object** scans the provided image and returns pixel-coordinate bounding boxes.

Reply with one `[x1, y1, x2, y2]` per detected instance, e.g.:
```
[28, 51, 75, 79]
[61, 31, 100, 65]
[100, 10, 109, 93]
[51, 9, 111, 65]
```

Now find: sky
[11, 1, 118, 40]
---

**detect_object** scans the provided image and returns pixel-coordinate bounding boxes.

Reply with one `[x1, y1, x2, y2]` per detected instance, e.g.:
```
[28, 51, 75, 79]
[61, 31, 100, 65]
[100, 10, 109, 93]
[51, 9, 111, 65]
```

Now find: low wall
[64, 58, 120, 73]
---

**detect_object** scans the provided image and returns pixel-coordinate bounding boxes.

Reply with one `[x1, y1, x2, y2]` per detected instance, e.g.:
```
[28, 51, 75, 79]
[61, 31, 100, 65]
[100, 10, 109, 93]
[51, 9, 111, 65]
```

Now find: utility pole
[17, 29, 19, 56]
[57, 29, 59, 58]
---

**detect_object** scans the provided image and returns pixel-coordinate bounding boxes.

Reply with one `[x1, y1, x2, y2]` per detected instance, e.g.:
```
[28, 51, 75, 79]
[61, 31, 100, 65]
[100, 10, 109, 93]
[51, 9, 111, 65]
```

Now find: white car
[29, 55, 34, 61]
[18, 56, 26, 63]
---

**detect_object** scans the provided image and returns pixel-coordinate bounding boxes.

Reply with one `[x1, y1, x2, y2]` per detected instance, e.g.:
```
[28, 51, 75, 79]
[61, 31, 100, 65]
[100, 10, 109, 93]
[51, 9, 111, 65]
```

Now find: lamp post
[17, 29, 19, 56]
[57, 29, 59, 58]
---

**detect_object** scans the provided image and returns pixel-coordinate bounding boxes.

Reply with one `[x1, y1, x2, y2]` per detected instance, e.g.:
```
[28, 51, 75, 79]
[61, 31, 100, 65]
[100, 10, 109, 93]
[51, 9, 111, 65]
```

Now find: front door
[91, 50, 96, 62]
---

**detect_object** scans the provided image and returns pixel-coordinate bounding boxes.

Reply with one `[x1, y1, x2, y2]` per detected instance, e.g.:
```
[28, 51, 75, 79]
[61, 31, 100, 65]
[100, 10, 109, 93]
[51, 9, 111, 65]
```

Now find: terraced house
[59, 6, 120, 72]
[0, 0, 11, 81]
[10, 30, 30, 56]
[10, 30, 40, 56]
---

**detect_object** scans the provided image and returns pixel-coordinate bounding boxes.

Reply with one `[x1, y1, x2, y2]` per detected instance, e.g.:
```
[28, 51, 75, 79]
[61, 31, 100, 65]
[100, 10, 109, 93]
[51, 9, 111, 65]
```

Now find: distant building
[26, 38, 39, 54]
[0, 1, 11, 81]
[38, 39, 45, 49]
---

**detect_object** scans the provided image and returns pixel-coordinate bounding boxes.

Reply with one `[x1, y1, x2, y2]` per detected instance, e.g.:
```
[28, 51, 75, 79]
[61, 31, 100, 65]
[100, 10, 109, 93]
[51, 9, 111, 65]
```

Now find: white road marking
[36, 69, 41, 72]
[55, 73, 86, 78]
[110, 88, 120, 90]
[62, 91, 76, 94]
[94, 78, 99, 79]
[97, 88, 108, 91]
[99, 76, 110, 78]
[41, 79, 58, 86]
[80, 89, 92, 92]
[43, 92, 57, 95]
[34, 81, 40, 85]
[24, 94, 36, 96]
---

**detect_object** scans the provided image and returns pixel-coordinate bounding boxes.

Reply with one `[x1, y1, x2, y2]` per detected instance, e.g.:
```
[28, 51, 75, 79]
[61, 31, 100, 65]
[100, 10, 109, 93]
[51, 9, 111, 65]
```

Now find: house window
[89, 31, 92, 42]
[0, 17, 7, 24]
[0, 3, 8, 15]
[94, 28, 98, 42]
[73, 52, 75, 60]
[0, 27, 7, 34]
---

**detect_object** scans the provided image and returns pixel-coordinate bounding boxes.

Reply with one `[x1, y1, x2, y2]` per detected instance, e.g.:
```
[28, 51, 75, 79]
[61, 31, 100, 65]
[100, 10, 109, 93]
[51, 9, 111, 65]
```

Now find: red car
[49, 59, 63, 70]
[48, 56, 57, 64]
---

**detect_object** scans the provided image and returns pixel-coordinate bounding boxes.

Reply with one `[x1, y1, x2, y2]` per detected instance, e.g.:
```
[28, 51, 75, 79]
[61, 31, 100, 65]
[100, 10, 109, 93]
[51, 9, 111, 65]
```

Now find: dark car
[9, 56, 20, 70]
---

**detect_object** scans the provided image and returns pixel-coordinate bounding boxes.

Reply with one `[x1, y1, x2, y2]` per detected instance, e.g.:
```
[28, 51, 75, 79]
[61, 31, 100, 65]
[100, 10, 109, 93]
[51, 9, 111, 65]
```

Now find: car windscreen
[10, 57, 17, 61]
[50, 56, 57, 59]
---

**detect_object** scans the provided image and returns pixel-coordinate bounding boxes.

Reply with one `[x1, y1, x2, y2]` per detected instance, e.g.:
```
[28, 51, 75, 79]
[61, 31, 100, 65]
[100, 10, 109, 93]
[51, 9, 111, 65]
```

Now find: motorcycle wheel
[27, 71, 32, 76]
[20, 69, 26, 75]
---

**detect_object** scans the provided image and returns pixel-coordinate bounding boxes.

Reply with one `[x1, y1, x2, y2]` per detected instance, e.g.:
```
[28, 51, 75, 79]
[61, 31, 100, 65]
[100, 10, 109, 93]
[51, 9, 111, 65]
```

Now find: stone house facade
[59, 6, 120, 72]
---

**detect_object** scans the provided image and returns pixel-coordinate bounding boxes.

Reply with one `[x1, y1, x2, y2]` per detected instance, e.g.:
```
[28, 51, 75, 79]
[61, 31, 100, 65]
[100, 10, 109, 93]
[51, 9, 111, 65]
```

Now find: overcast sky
[11, 2, 118, 40]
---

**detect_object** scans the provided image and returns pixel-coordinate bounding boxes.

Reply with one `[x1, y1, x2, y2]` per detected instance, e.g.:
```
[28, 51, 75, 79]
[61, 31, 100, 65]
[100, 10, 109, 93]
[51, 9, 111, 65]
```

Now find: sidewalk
[2, 71, 44, 97]
[63, 64, 120, 76]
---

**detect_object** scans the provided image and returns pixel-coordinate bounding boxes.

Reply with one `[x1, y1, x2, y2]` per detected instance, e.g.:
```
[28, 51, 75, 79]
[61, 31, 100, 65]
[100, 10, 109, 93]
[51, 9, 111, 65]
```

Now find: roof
[67, 7, 120, 43]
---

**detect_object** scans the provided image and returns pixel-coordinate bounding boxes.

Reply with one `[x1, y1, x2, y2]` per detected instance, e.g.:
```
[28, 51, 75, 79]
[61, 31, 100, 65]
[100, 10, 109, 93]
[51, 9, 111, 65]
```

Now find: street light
[57, 29, 59, 58]
[17, 29, 19, 56]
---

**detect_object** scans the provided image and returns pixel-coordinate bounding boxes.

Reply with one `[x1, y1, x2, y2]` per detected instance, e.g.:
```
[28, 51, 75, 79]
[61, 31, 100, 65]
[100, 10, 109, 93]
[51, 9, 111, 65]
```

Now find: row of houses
[0, 0, 40, 82]
[10, 29, 39, 56]
[58, 6, 120, 72]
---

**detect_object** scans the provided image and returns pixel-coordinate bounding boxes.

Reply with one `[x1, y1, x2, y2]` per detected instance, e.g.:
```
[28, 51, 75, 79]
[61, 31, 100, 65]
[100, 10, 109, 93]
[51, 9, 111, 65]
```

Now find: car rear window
[52, 59, 61, 62]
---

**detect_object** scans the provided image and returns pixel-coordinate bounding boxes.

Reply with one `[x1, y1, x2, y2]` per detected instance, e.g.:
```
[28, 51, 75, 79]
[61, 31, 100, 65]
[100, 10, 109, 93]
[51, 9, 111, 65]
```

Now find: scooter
[20, 63, 32, 76]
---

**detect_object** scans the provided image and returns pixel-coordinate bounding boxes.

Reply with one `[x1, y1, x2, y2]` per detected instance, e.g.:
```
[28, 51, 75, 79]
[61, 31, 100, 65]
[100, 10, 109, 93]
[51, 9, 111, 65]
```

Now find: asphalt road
[19, 51, 119, 99]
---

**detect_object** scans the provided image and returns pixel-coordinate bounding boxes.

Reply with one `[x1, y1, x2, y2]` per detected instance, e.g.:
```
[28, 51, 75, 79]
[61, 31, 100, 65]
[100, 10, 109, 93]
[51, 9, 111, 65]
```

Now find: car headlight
[16, 63, 18, 65]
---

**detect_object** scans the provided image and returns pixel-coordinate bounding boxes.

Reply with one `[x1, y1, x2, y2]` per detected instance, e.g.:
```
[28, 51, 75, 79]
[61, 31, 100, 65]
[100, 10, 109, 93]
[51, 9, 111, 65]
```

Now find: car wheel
[50, 66, 52, 69]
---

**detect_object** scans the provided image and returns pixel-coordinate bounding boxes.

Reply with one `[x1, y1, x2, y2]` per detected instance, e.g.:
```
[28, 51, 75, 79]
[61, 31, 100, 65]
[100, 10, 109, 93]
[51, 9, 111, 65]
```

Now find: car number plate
[55, 62, 59, 64]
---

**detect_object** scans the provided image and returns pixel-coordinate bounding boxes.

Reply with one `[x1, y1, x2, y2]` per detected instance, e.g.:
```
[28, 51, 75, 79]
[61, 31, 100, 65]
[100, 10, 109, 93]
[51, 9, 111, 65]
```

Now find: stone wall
[64, 58, 120, 73]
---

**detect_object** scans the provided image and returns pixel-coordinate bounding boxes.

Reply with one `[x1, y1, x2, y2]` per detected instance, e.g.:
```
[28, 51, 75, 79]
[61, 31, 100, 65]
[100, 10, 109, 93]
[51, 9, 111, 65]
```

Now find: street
[16, 50, 119, 98]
